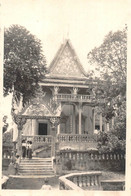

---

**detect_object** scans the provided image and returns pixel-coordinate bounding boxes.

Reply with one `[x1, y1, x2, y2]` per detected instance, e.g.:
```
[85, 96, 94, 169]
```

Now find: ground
[4, 176, 59, 190]
[2, 170, 125, 190]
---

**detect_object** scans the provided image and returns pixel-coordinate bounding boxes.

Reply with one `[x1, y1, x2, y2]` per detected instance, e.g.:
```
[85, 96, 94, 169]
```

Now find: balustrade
[22, 135, 52, 143]
[59, 150, 125, 162]
[59, 171, 102, 190]
[56, 93, 94, 103]
[57, 134, 96, 143]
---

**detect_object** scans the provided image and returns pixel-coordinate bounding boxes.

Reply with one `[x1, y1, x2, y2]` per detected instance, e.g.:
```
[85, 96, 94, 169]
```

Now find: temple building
[13, 40, 107, 157]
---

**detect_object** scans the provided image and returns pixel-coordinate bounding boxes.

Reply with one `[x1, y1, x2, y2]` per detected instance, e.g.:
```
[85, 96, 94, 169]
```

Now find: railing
[56, 94, 94, 102]
[59, 150, 125, 161]
[22, 135, 53, 143]
[57, 134, 97, 142]
[56, 150, 125, 172]
[59, 171, 102, 190]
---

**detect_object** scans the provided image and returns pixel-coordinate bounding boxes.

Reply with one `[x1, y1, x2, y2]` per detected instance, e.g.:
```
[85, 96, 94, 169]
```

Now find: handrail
[57, 134, 97, 142]
[56, 93, 94, 102]
[22, 135, 53, 143]
[59, 171, 102, 190]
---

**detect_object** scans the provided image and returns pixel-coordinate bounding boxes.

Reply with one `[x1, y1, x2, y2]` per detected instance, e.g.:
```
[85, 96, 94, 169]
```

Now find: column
[104, 118, 107, 133]
[17, 129, 22, 156]
[87, 106, 93, 135]
[79, 103, 82, 134]
[72, 105, 76, 134]
[100, 113, 103, 132]
[85, 117, 88, 134]
[15, 116, 26, 156]
[32, 119, 37, 135]
[69, 115, 73, 134]
[112, 117, 114, 128]
[93, 108, 95, 132]
[57, 124, 60, 135]
[107, 122, 109, 132]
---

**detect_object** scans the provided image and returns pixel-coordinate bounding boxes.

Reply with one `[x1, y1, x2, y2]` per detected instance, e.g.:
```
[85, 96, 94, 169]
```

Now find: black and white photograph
[1, 0, 130, 193]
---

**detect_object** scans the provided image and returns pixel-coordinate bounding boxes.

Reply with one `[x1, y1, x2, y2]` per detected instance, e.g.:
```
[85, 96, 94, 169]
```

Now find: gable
[49, 40, 87, 79]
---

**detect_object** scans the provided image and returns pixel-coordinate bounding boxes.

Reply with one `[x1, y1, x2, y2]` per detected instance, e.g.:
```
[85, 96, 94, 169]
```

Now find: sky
[1, 0, 130, 118]
[2, 0, 129, 70]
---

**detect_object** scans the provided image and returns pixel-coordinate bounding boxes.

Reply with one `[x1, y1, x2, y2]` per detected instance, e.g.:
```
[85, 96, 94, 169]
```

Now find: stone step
[20, 164, 52, 167]
[19, 173, 54, 176]
[20, 160, 52, 163]
[20, 163, 52, 165]
[20, 162, 52, 165]
[19, 167, 52, 170]
[19, 167, 52, 171]
[19, 157, 54, 176]
[20, 158, 52, 161]
[19, 171, 54, 175]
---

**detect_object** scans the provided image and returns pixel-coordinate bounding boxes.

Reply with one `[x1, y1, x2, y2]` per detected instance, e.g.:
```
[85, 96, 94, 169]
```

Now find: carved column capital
[73, 87, 78, 95]
[50, 117, 60, 128]
[54, 86, 59, 95]
[12, 114, 27, 130]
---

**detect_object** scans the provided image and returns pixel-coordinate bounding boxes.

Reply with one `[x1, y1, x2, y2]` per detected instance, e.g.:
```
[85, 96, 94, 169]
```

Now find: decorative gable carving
[20, 102, 61, 117]
[49, 40, 87, 79]
[22, 104, 53, 116]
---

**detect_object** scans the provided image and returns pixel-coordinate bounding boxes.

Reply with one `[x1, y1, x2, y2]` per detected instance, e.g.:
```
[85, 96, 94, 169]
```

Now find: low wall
[59, 171, 102, 190]
[2, 146, 13, 170]
[2, 159, 11, 170]
[101, 180, 125, 191]
[55, 150, 125, 174]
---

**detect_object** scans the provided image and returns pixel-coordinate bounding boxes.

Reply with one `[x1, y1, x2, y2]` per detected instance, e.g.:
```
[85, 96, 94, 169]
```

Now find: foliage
[2, 116, 9, 133]
[87, 27, 127, 119]
[87, 27, 127, 153]
[97, 131, 125, 154]
[88, 27, 127, 84]
[3, 130, 13, 146]
[97, 100, 126, 153]
[4, 25, 47, 106]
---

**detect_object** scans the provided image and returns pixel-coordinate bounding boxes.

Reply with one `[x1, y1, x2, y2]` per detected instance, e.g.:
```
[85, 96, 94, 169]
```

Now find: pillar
[93, 108, 95, 132]
[85, 117, 88, 134]
[112, 117, 114, 128]
[78, 103, 82, 134]
[31, 119, 37, 135]
[13, 115, 27, 157]
[69, 115, 73, 134]
[100, 113, 103, 132]
[87, 106, 93, 135]
[17, 129, 22, 156]
[57, 124, 60, 135]
[72, 105, 76, 134]
[104, 119, 107, 133]
[107, 122, 109, 132]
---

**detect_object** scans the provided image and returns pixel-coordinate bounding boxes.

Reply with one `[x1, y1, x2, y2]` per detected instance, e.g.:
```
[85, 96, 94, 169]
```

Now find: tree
[87, 27, 127, 153]
[4, 25, 47, 107]
[2, 115, 9, 133]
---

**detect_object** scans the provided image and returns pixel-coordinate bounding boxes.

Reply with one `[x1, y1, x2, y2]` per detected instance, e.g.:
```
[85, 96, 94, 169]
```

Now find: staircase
[19, 157, 55, 176]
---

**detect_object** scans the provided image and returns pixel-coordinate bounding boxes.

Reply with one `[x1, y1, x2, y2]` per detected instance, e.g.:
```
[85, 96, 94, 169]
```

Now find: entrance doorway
[38, 123, 48, 135]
